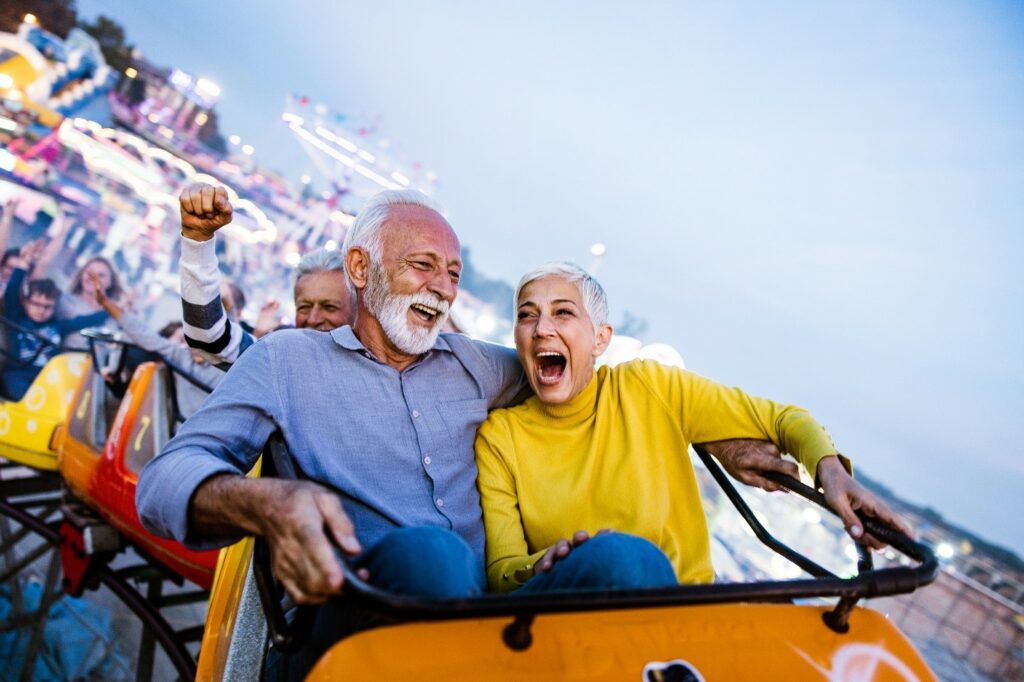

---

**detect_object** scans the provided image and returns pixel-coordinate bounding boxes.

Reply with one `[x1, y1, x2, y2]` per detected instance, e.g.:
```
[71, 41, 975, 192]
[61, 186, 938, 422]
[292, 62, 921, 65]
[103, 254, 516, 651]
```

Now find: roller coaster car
[0, 329, 218, 680]
[198, 440, 940, 681]
[56, 329, 219, 590]
[0, 315, 87, 471]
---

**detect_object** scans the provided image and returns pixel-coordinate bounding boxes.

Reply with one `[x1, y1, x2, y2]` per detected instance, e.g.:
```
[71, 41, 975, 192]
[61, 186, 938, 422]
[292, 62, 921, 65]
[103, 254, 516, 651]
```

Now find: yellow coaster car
[198, 442, 939, 681]
[0, 346, 87, 470]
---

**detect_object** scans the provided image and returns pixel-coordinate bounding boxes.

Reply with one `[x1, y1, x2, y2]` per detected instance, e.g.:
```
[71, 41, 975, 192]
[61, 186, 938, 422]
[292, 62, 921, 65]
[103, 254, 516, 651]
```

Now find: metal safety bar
[254, 436, 939, 650]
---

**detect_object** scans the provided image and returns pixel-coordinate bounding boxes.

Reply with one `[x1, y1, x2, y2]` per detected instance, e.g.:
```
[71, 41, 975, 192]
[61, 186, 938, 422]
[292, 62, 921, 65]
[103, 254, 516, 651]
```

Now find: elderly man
[176, 183, 355, 364]
[139, 188, 534, 678]
[137, 188, 892, 678]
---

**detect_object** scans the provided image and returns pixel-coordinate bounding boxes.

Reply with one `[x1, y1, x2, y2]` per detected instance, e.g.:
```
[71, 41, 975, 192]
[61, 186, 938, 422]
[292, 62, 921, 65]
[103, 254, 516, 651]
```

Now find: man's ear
[593, 324, 613, 357]
[345, 247, 371, 289]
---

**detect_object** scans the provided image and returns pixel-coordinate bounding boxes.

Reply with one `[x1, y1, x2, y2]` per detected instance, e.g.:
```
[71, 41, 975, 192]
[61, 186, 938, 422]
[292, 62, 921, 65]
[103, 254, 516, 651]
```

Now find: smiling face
[80, 260, 113, 296]
[349, 204, 462, 360]
[294, 270, 352, 331]
[24, 293, 57, 323]
[515, 275, 612, 405]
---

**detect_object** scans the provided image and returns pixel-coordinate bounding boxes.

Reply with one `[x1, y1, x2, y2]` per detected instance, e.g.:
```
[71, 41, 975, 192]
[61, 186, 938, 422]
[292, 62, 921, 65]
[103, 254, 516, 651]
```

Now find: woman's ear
[345, 247, 371, 289]
[593, 324, 613, 357]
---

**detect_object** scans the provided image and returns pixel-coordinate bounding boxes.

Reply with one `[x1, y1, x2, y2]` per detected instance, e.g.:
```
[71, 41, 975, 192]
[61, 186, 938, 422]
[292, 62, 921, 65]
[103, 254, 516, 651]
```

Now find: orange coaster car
[197, 441, 939, 681]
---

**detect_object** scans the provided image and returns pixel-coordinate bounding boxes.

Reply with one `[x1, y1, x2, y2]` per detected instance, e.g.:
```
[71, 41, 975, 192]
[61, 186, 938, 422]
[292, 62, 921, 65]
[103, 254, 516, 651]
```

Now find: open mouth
[409, 302, 441, 324]
[535, 351, 567, 385]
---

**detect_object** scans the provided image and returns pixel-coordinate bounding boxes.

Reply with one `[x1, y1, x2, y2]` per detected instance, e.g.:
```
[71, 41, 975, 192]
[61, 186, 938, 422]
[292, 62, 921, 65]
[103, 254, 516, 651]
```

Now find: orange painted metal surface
[308, 603, 936, 681]
[56, 355, 102, 499]
[59, 361, 218, 588]
[195, 533, 257, 681]
[89, 362, 218, 588]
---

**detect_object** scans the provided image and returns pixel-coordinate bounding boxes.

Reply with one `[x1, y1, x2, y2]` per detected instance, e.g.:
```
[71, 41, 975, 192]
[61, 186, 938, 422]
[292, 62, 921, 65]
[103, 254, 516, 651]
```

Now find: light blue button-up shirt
[136, 325, 529, 573]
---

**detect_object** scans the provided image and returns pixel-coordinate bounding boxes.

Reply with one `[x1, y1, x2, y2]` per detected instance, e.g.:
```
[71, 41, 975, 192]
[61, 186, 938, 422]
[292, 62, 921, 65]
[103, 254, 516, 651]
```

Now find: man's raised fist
[180, 183, 233, 241]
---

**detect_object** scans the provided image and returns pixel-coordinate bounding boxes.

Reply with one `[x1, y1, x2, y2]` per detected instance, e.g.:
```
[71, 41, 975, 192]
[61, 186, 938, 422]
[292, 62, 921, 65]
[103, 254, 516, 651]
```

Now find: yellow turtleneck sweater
[475, 359, 842, 593]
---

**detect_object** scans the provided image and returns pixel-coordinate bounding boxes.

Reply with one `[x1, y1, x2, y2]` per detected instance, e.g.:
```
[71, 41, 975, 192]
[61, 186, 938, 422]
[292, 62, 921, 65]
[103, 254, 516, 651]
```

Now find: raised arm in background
[0, 197, 16, 259]
[177, 183, 253, 367]
[90, 272, 225, 389]
[29, 207, 72, 281]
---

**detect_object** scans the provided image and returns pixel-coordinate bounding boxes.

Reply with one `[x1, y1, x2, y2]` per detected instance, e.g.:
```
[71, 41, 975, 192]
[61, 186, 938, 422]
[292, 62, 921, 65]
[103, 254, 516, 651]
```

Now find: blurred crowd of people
[0, 194, 254, 410]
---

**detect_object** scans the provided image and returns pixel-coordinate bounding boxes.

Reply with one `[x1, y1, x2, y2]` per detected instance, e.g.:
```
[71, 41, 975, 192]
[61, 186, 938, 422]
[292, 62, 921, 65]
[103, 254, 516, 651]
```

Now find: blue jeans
[516, 533, 678, 593]
[264, 526, 482, 681]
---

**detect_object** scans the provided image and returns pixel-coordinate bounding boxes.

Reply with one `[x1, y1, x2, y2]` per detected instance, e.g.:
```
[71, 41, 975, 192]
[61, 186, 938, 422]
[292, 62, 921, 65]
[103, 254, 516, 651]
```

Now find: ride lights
[195, 78, 221, 100]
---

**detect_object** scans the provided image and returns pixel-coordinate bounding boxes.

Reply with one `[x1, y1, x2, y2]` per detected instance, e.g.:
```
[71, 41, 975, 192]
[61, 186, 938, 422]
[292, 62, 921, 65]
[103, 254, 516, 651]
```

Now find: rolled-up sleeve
[136, 339, 280, 548]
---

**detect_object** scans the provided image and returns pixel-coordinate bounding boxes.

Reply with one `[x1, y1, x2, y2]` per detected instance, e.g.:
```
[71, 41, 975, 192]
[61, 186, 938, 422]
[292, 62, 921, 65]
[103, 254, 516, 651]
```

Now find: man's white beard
[364, 260, 450, 355]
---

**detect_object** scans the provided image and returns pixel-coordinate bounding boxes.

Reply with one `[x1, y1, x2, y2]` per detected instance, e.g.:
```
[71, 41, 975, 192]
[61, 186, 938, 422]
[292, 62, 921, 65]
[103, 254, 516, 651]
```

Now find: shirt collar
[330, 325, 453, 355]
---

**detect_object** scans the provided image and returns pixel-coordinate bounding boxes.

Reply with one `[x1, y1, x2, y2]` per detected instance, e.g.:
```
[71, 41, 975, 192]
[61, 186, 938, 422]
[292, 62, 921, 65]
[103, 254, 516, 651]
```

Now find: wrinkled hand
[253, 299, 281, 339]
[534, 529, 611, 576]
[258, 479, 363, 604]
[179, 182, 233, 241]
[816, 455, 913, 549]
[702, 439, 799, 493]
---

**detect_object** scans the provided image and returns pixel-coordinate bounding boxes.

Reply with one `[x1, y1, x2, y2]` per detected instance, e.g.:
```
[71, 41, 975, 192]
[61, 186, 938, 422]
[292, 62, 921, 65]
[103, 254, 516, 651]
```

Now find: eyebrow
[517, 298, 579, 308]
[407, 250, 462, 269]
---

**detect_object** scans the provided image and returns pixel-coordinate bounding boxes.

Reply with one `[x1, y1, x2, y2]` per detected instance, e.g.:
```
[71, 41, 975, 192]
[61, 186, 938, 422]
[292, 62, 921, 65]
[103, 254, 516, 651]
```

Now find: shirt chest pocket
[437, 398, 488, 446]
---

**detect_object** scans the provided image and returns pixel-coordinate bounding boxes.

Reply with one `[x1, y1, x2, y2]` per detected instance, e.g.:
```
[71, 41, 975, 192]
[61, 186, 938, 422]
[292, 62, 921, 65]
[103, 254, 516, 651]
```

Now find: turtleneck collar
[537, 368, 601, 419]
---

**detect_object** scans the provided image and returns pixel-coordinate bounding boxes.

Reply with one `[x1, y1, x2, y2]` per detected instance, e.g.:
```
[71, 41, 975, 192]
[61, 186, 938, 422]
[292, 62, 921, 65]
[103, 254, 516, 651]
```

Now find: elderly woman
[475, 262, 908, 594]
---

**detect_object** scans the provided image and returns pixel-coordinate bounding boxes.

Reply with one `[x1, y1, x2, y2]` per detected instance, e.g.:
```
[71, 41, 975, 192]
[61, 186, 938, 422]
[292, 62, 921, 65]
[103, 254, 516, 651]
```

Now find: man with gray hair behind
[176, 182, 355, 365]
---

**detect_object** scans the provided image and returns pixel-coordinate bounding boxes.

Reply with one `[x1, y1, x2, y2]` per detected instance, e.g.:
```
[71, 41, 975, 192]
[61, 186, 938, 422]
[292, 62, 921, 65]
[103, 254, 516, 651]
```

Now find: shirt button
[423, 456, 432, 465]
[412, 410, 421, 418]
[436, 498, 444, 508]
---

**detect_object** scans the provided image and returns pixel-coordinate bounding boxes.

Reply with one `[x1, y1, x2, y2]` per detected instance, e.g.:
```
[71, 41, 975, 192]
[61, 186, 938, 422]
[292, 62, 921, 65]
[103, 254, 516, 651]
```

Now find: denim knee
[357, 526, 483, 598]
[574, 533, 676, 588]
[520, 532, 677, 593]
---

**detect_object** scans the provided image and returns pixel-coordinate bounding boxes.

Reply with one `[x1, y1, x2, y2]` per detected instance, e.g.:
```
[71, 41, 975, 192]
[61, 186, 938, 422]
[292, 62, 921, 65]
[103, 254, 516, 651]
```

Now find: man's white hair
[514, 261, 609, 330]
[341, 190, 448, 279]
[296, 247, 346, 278]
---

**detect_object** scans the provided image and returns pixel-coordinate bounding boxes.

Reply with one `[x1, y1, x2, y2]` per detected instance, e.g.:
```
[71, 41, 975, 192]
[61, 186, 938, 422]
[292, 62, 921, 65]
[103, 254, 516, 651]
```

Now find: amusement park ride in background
[0, 11, 949, 682]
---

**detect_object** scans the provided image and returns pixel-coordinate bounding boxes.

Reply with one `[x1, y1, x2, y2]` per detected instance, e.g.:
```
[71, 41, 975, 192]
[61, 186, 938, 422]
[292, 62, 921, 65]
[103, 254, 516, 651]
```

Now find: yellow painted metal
[308, 603, 936, 681]
[0, 52, 64, 128]
[0, 53, 39, 90]
[0, 353, 87, 470]
[195, 457, 262, 682]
